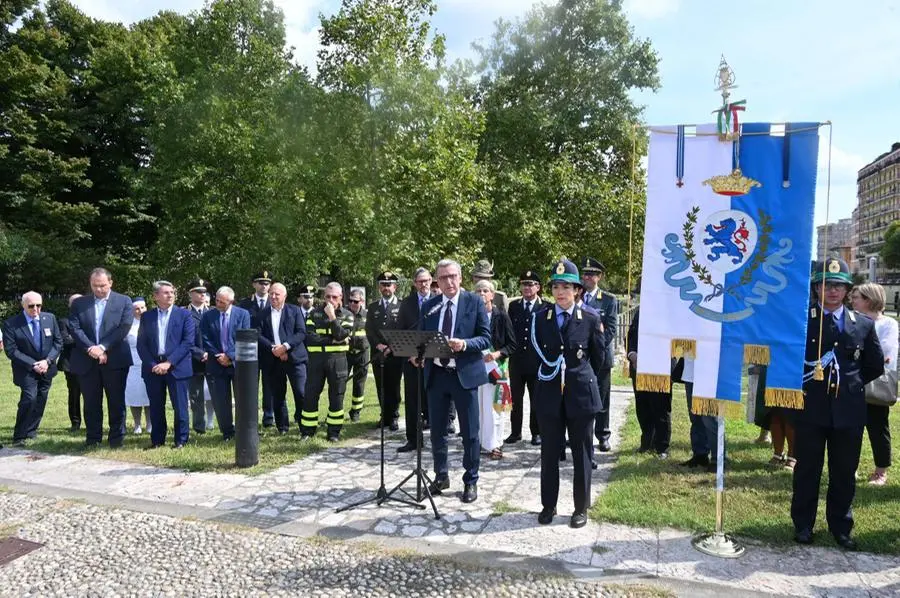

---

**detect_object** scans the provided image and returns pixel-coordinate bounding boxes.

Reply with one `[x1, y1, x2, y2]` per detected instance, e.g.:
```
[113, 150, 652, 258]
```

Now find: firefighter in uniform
[300, 281, 354, 442]
[346, 288, 369, 421]
[365, 271, 403, 430]
[792, 257, 883, 550]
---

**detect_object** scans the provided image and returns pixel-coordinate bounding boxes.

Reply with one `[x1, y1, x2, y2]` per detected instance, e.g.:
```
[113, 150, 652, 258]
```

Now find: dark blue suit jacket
[200, 306, 251, 377]
[136, 307, 195, 380]
[532, 305, 607, 418]
[257, 303, 308, 369]
[3, 312, 63, 386]
[420, 290, 491, 390]
[68, 292, 134, 374]
[584, 290, 617, 368]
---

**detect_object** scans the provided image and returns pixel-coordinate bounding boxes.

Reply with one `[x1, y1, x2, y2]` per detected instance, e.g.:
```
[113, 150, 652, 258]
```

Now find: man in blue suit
[137, 281, 196, 449]
[68, 268, 134, 448]
[3, 292, 63, 446]
[200, 286, 251, 441]
[257, 283, 307, 434]
[418, 259, 491, 503]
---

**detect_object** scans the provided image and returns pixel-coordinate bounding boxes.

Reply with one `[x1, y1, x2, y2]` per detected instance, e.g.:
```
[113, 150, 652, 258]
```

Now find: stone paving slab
[1, 386, 899, 596]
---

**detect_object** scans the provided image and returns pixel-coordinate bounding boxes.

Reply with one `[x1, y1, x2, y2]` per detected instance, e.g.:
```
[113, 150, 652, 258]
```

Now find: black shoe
[597, 440, 611, 452]
[326, 435, 339, 443]
[422, 421, 430, 431]
[591, 460, 598, 470]
[222, 435, 234, 442]
[570, 511, 587, 528]
[397, 442, 416, 453]
[462, 483, 478, 503]
[794, 528, 814, 544]
[69, 425, 81, 432]
[428, 477, 450, 495]
[11, 439, 26, 448]
[637, 444, 651, 454]
[680, 455, 710, 468]
[530, 435, 542, 446]
[504, 434, 522, 445]
[299, 434, 314, 442]
[144, 444, 163, 451]
[172, 443, 185, 449]
[193, 428, 206, 435]
[389, 420, 400, 432]
[349, 410, 361, 423]
[263, 422, 274, 429]
[834, 533, 857, 551]
[277, 429, 287, 436]
[85, 440, 100, 448]
[706, 461, 725, 473]
[656, 452, 669, 460]
[538, 507, 556, 525]
[108, 441, 123, 449]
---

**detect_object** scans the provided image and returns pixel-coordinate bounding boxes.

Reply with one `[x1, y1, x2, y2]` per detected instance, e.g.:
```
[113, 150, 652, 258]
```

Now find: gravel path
[0, 492, 663, 598]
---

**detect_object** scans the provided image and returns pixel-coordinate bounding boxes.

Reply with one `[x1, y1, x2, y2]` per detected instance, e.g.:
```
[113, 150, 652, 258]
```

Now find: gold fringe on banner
[671, 338, 697, 359]
[691, 396, 743, 419]
[743, 344, 770, 365]
[636, 373, 670, 393]
[764, 387, 805, 409]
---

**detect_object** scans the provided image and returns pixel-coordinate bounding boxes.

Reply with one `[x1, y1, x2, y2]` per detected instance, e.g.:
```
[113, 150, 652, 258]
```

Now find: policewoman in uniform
[532, 259, 607, 528]
[792, 257, 883, 550]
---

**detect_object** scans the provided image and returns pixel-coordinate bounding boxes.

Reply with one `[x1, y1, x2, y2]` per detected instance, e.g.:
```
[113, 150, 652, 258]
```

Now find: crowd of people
[1, 256, 894, 541]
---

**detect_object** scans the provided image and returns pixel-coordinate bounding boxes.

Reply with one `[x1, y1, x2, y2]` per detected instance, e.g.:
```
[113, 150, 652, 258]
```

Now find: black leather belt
[435, 365, 457, 373]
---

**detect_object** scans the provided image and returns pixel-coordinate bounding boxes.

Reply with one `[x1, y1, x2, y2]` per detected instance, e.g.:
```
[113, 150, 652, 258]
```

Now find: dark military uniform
[505, 269, 545, 444]
[347, 304, 369, 419]
[532, 259, 607, 528]
[365, 272, 403, 429]
[300, 303, 354, 440]
[239, 271, 274, 427]
[792, 258, 884, 548]
[582, 257, 617, 451]
[186, 278, 212, 434]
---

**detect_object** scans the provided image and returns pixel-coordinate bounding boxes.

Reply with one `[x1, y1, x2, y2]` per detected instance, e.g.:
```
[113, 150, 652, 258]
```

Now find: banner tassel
[636, 373, 671, 393]
[671, 338, 697, 359]
[743, 344, 770, 365]
[764, 387, 804, 409]
[691, 397, 743, 419]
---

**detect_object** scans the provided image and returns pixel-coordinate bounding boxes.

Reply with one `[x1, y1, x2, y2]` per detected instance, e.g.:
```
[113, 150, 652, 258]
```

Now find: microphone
[425, 301, 442, 318]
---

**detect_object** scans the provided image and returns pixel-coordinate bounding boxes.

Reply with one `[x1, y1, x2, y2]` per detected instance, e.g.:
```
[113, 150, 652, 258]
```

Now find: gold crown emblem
[702, 169, 761, 197]
[263, 270, 269, 278]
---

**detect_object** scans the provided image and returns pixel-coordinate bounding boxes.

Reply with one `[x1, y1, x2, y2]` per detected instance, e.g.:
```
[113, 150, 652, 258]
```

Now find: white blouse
[874, 315, 899, 372]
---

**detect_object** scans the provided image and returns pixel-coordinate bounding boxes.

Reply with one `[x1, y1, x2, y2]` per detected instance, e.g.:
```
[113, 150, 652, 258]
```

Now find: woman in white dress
[125, 297, 151, 434]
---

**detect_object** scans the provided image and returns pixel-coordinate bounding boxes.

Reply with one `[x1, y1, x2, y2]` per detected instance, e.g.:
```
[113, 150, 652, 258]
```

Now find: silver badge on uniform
[576, 349, 583, 359]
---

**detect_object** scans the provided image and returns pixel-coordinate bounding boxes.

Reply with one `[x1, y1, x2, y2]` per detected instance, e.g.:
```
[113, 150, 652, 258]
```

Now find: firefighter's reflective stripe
[300, 410, 318, 427]
[308, 345, 349, 353]
[326, 409, 345, 426]
[351, 396, 365, 410]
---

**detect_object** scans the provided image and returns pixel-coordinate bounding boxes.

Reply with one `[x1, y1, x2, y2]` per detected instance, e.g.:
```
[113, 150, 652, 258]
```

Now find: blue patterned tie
[31, 319, 41, 352]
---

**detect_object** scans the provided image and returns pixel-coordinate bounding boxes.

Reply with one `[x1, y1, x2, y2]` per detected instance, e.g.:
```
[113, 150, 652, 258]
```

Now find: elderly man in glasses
[3, 292, 63, 447]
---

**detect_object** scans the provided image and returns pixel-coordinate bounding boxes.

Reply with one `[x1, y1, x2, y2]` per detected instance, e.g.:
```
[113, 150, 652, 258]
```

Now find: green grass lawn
[592, 385, 900, 554]
[0, 358, 383, 475]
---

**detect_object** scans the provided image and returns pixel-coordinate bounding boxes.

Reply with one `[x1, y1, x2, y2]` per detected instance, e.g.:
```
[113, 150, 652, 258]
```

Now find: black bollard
[234, 328, 260, 468]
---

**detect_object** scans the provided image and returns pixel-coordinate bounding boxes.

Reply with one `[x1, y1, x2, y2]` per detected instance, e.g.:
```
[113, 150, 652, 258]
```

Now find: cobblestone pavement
[0, 492, 661, 598]
[1, 387, 899, 597]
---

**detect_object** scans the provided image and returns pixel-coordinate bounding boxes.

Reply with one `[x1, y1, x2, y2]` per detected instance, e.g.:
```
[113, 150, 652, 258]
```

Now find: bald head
[269, 283, 287, 309]
[21, 291, 42, 318]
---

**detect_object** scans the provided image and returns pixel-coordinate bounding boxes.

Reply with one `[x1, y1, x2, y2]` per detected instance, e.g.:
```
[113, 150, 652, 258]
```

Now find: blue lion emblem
[703, 217, 750, 264]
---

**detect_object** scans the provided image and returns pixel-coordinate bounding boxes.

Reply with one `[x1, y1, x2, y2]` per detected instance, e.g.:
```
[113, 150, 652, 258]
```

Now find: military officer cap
[582, 257, 605, 274]
[188, 278, 208, 293]
[519, 269, 541, 284]
[252, 270, 272, 283]
[298, 284, 316, 298]
[378, 270, 400, 284]
[472, 259, 495, 279]
[549, 258, 582, 287]
[811, 256, 852, 287]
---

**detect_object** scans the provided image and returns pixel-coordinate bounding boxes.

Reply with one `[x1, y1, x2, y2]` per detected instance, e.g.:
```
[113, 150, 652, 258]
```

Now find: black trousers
[65, 371, 82, 428]
[79, 365, 127, 447]
[266, 360, 307, 433]
[258, 368, 274, 426]
[866, 403, 892, 469]
[373, 355, 402, 426]
[402, 360, 427, 444]
[14, 374, 53, 442]
[188, 372, 210, 433]
[301, 353, 348, 436]
[791, 422, 864, 537]
[540, 408, 594, 513]
[508, 356, 539, 439]
[347, 350, 369, 413]
[632, 379, 672, 454]
[593, 368, 612, 443]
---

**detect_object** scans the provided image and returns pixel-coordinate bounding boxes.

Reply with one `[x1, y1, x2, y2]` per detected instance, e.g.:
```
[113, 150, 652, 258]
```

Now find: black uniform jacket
[507, 296, 546, 370]
[531, 305, 607, 419]
[365, 295, 401, 363]
[799, 306, 883, 429]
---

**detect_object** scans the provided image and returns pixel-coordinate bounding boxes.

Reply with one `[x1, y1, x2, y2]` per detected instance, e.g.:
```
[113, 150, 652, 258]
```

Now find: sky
[69, 0, 900, 227]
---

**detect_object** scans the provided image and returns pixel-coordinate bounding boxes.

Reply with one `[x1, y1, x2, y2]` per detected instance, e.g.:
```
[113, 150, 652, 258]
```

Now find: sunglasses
[349, 299, 362, 304]
[27, 303, 42, 308]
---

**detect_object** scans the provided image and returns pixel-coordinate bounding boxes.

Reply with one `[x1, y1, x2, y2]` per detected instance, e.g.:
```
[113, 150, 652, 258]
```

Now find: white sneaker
[133, 425, 142, 435]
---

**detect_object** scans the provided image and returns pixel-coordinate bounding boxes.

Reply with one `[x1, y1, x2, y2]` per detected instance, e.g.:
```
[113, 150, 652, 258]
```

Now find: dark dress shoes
[389, 420, 400, 432]
[591, 460, 598, 470]
[597, 440, 611, 452]
[172, 443, 185, 449]
[834, 533, 858, 551]
[349, 411, 360, 423]
[504, 434, 522, 445]
[326, 434, 340, 443]
[570, 511, 587, 528]
[144, 444, 163, 451]
[794, 528, 814, 544]
[538, 507, 556, 525]
[396, 442, 416, 453]
[530, 435, 542, 446]
[461, 483, 478, 503]
[680, 455, 710, 468]
[428, 477, 450, 496]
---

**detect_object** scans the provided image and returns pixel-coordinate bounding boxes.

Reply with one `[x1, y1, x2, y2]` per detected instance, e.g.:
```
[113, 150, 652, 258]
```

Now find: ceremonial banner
[636, 122, 820, 414]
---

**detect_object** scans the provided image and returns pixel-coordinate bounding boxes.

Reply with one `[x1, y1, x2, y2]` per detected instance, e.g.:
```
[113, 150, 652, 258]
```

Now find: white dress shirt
[157, 308, 170, 354]
[437, 293, 460, 368]
[270, 306, 283, 346]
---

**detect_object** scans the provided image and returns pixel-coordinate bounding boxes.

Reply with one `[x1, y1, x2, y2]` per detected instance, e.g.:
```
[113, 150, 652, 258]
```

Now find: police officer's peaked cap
[252, 271, 273, 283]
[472, 259, 495, 279]
[378, 271, 400, 284]
[582, 257, 605, 274]
[549, 258, 582, 287]
[811, 257, 852, 286]
[519, 269, 541, 284]
[188, 278, 208, 293]
[298, 284, 316, 297]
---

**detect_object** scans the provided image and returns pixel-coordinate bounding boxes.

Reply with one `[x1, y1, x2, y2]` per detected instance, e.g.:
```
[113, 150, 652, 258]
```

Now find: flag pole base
[692, 531, 746, 558]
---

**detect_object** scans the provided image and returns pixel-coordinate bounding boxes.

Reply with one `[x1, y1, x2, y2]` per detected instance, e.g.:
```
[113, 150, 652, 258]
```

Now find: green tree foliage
[881, 221, 900, 270]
